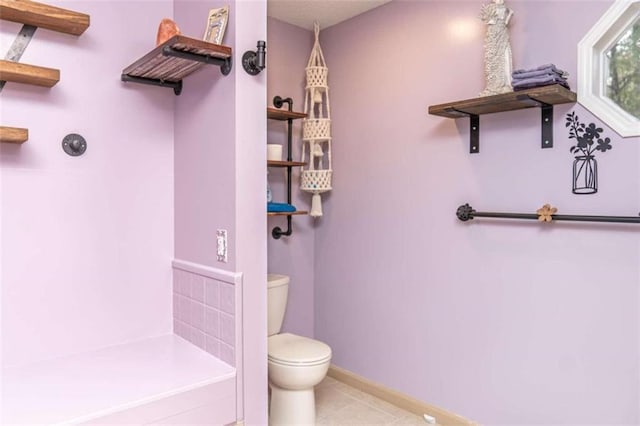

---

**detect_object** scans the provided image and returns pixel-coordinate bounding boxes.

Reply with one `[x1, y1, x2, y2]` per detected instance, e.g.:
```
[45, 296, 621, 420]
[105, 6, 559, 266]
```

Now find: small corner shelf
[428, 84, 576, 153]
[267, 96, 308, 239]
[267, 211, 309, 217]
[121, 35, 232, 96]
[0, 126, 28, 144]
[267, 160, 307, 168]
[267, 107, 307, 121]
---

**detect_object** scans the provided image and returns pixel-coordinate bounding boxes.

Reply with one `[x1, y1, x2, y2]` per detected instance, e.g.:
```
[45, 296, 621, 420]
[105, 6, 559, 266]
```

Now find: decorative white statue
[480, 0, 514, 96]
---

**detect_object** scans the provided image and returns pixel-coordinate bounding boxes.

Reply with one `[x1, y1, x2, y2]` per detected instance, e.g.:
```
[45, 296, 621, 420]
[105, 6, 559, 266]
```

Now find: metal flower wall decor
[566, 111, 614, 194]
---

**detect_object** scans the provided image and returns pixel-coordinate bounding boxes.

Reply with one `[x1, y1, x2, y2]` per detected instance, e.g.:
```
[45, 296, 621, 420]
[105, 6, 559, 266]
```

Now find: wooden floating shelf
[121, 35, 232, 95]
[0, 126, 28, 144]
[267, 160, 307, 167]
[428, 84, 576, 118]
[122, 35, 231, 81]
[428, 84, 577, 153]
[0, 59, 59, 87]
[0, 0, 90, 36]
[268, 211, 308, 217]
[267, 108, 307, 121]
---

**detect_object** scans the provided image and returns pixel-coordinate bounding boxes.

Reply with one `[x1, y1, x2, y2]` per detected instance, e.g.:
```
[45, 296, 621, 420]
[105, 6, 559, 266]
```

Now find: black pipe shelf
[268, 96, 308, 239]
[121, 35, 232, 96]
[456, 203, 640, 224]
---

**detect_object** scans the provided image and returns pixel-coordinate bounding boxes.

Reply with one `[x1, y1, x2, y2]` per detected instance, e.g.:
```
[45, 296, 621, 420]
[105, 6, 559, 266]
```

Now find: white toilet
[267, 274, 332, 425]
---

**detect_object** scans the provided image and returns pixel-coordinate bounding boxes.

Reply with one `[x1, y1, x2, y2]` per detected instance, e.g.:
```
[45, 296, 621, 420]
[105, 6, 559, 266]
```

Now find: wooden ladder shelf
[0, 0, 90, 144]
[0, 0, 89, 35]
[0, 126, 28, 144]
[0, 59, 59, 87]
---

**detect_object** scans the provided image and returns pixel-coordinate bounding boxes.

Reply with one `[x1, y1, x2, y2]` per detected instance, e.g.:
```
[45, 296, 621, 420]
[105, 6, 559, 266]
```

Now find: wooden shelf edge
[0, 126, 28, 143]
[267, 107, 307, 121]
[0, 0, 90, 36]
[122, 35, 232, 78]
[0, 59, 59, 87]
[267, 211, 308, 216]
[428, 84, 576, 118]
[267, 160, 307, 167]
[121, 35, 232, 92]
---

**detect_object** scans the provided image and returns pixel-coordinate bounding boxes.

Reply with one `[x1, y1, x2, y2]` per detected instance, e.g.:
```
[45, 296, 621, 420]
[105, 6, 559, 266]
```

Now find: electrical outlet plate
[216, 229, 228, 262]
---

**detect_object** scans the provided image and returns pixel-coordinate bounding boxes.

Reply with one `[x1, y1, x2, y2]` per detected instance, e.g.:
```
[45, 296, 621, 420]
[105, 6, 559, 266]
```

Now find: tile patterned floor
[314, 376, 427, 425]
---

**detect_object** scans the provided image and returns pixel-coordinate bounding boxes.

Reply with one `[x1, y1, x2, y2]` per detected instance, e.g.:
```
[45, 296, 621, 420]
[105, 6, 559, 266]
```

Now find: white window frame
[578, 0, 640, 137]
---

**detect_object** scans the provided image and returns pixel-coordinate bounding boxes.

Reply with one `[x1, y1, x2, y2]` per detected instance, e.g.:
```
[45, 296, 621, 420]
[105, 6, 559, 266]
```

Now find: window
[578, 0, 640, 137]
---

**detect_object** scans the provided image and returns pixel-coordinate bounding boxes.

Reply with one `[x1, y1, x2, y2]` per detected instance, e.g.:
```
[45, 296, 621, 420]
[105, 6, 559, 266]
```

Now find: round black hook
[62, 133, 87, 157]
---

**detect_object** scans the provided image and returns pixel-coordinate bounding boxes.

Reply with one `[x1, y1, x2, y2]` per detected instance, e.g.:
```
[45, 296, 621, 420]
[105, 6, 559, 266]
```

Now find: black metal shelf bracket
[516, 94, 554, 149]
[456, 203, 640, 224]
[272, 216, 292, 240]
[470, 114, 480, 154]
[444, 95, 559, 154]
[162, 46, 232, 76]
[121, 74, 183, 95]
[444, 107, 479, 153]
[270, 95, 296, 240]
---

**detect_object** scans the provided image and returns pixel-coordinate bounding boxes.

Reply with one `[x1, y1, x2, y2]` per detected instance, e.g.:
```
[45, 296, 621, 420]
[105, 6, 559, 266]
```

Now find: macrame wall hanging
[301, 22, 332, 217]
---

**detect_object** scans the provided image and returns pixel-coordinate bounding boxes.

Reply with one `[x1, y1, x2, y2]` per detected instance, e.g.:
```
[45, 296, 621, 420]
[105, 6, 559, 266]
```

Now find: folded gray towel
[512, 69, 569, 80]
[513, 63, 562, 74]
[512, 73, 568, 86]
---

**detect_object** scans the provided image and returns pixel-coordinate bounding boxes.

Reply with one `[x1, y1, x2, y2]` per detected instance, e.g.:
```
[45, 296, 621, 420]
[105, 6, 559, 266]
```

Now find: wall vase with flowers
[566, 112, 613, 194]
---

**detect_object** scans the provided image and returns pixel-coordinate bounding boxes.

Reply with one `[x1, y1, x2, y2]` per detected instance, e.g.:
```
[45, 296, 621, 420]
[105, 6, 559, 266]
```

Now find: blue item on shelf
[267, 202, 296, 213]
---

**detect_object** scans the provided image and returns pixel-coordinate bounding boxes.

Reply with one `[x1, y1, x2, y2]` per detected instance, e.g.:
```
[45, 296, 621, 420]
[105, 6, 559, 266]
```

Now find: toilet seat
[268, 333, 331, 367]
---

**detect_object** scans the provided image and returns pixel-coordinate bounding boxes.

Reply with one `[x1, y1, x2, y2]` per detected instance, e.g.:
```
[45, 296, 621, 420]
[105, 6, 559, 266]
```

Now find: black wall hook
[242, 41, 266, 75]
[62, 133, 87, 156]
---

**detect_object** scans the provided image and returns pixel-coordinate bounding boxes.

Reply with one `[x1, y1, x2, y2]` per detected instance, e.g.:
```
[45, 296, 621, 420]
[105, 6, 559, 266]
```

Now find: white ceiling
[267, 0, 392, 31]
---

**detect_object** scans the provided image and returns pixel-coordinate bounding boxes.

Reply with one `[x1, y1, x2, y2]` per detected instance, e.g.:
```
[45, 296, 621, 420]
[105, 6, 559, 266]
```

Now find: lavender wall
[0, 0, 174, 367]
[312, 1, 640, 424]
[2, 0, 268, 421]
[174, 1, 268, 422]
[174, 0, 237, 271]
[267, 17, 316, 338]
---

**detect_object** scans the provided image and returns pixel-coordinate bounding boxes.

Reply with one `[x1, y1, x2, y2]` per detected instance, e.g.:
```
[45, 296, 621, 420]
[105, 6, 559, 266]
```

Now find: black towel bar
[456, 203, 640, 224]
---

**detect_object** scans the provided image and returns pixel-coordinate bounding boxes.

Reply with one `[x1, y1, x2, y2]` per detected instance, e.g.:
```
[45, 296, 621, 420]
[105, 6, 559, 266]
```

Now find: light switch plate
[216, 229, 228, 262]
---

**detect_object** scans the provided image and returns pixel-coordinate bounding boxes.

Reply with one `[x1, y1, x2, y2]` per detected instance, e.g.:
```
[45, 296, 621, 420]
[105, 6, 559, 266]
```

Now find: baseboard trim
[327, 365, 476, 426]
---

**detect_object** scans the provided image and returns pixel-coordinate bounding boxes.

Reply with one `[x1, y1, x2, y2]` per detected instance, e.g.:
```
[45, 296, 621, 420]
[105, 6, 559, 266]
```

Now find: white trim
[172, 259, 243, 286]
[577, 0, 640, 137]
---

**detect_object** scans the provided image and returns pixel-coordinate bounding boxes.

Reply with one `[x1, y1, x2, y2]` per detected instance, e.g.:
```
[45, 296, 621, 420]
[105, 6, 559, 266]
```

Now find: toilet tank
[267, 274, 289, 336]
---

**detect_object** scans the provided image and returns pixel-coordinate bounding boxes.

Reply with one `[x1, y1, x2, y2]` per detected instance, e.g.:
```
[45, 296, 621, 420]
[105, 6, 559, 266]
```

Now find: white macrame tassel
[310, 193, 323, 217]
[301, 22, 332, 219]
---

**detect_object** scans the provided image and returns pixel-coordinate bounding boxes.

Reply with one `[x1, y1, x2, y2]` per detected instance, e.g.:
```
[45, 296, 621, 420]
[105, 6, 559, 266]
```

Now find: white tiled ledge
[2, 334, 236, 425]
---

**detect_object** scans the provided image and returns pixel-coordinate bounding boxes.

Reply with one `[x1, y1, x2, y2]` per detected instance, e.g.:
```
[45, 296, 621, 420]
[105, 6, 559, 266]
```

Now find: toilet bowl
[267, 275, 332, 425]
